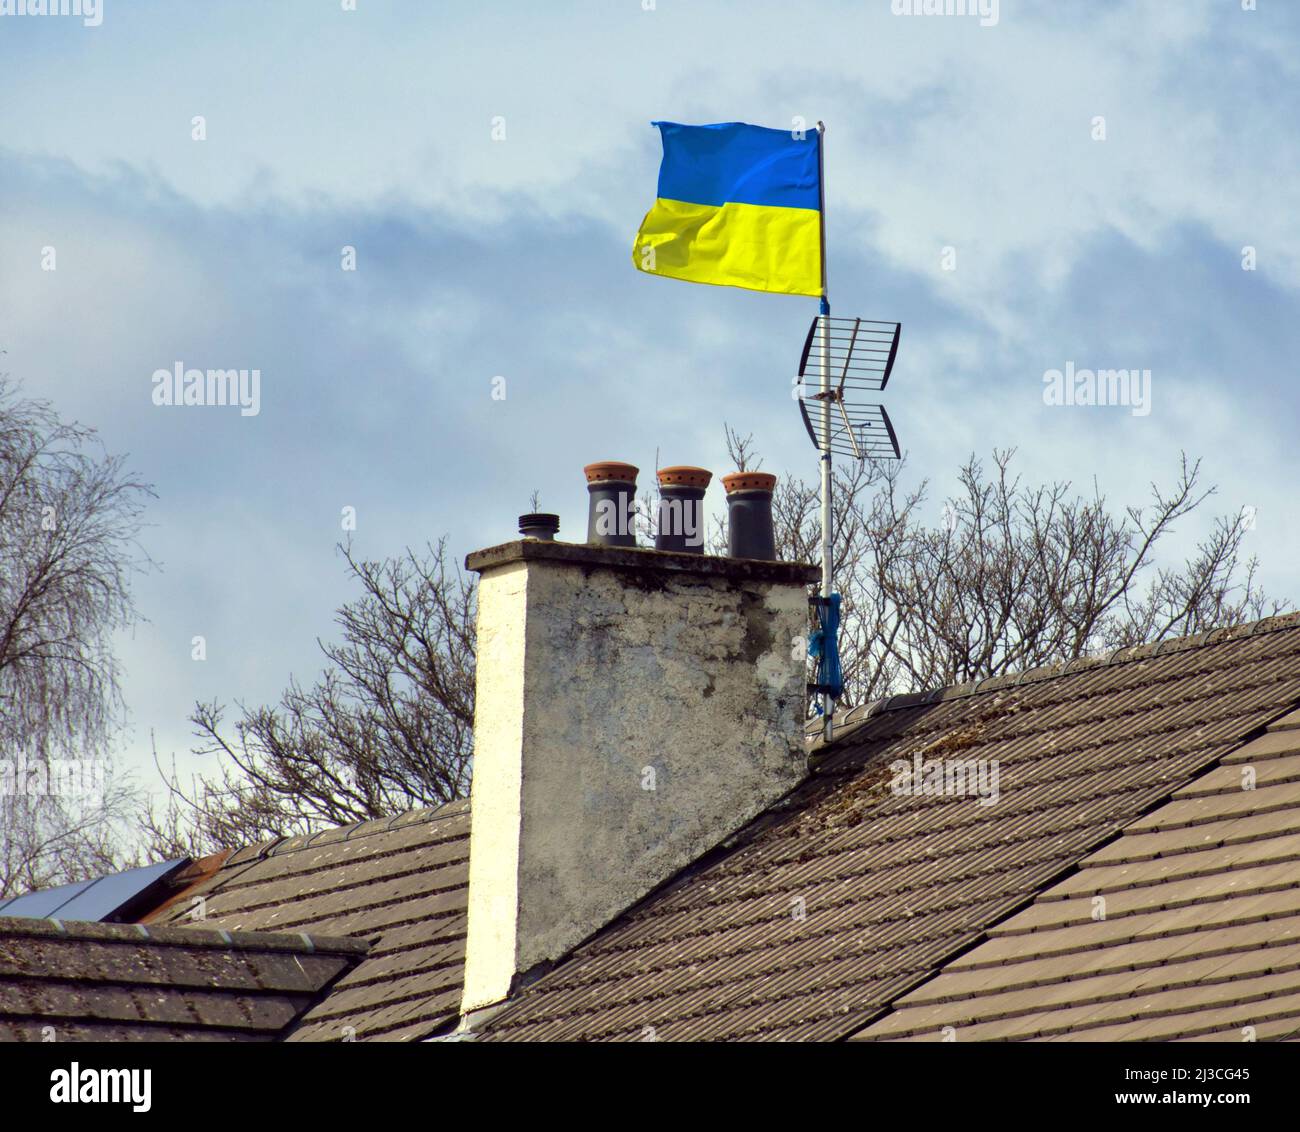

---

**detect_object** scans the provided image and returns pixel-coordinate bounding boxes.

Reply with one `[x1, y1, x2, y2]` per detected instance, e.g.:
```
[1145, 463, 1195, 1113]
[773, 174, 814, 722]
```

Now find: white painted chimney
[459, 539, 817, 1015]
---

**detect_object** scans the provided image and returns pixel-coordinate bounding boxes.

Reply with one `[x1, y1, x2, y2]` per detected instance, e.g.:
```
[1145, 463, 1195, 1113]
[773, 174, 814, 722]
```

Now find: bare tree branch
[0, 376, 151, 895]
[761, 443, 1285, 710]
[143, 538, 475, 855]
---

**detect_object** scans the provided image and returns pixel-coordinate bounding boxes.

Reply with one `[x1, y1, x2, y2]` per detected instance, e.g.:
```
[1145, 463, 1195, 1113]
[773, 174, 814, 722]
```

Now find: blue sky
[2, 0, 1298, 797]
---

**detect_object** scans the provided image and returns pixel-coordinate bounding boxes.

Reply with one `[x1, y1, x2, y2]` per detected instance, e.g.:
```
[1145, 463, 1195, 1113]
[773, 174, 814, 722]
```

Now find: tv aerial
[798, 311, 902, 739]
[796, 315, 901, 461]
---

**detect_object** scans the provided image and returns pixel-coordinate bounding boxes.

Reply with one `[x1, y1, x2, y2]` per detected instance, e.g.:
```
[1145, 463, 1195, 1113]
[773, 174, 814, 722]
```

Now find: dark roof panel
[0, 858, 188, 923]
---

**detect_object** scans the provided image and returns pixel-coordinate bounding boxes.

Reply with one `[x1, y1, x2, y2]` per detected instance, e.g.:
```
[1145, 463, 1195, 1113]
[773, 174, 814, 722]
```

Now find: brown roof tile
[851, 705, 1300, 1041]
[0, 917, 364, 1042]
[482, 613, 1300, 1041]
[21, 614, 1300, 1043]
[149, 798, 469, 1042]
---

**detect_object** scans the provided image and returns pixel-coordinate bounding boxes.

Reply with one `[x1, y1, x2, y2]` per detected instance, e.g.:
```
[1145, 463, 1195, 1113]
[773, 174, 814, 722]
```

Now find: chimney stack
[460, 534, 816, 1016]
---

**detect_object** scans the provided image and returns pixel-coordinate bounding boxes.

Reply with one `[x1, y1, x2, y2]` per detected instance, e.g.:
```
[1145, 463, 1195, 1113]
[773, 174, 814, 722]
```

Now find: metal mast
[816, 121, 833, 740]
[797, 121, 901, 743]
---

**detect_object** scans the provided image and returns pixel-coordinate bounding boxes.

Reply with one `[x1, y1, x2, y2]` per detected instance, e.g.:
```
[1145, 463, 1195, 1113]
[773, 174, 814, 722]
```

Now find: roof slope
[0, 917, 364, 1042]
[149, 799, 469, 1042]
[851, 706, 1300, 1042]
[481, 614, 1300, 1041]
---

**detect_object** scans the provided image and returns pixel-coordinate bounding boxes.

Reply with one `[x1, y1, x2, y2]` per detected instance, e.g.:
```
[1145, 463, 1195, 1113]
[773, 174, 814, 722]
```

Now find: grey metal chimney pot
[654, 466, 711, 555]
[584, 461, 638, 548]
[723, 472, 778, 561]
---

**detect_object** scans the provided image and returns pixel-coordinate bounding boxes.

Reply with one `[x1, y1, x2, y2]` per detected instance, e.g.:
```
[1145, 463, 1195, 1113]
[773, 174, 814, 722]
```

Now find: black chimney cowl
[518, 513, 560, 541]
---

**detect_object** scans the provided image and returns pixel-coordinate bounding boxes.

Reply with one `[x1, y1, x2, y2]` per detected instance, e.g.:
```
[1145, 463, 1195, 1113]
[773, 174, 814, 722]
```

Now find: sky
[2, 0, 1298, 803]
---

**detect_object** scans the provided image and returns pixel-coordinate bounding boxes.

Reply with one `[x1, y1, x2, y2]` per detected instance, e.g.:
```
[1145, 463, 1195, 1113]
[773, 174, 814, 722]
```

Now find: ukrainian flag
[633, 121, 822, 297]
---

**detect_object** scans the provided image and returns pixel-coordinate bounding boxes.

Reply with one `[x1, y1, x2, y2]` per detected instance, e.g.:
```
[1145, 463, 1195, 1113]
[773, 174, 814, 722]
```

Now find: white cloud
[2, 1, 1298, 805]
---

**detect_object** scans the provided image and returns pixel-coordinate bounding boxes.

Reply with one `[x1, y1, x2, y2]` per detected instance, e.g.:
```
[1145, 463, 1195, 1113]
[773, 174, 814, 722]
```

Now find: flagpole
[816, 121, 833, 742]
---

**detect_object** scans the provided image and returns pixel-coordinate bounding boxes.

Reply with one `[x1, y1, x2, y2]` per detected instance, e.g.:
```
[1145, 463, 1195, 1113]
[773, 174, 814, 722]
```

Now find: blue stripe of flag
[651, 121, 820, 211]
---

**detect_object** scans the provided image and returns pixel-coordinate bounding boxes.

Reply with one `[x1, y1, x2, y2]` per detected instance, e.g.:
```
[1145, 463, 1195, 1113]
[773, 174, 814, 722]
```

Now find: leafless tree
[0, 377, 152, 895]
[0, 780, 143, 899]
[144, 539, 475, 856]
[722, 423, 761, 474]
[151, 436, 1284, 853]
[739, 441, 1283, 709]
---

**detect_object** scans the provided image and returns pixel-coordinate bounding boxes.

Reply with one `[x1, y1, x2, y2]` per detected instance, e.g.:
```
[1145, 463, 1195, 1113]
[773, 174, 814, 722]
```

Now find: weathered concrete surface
[460, 543, 815, 1013]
